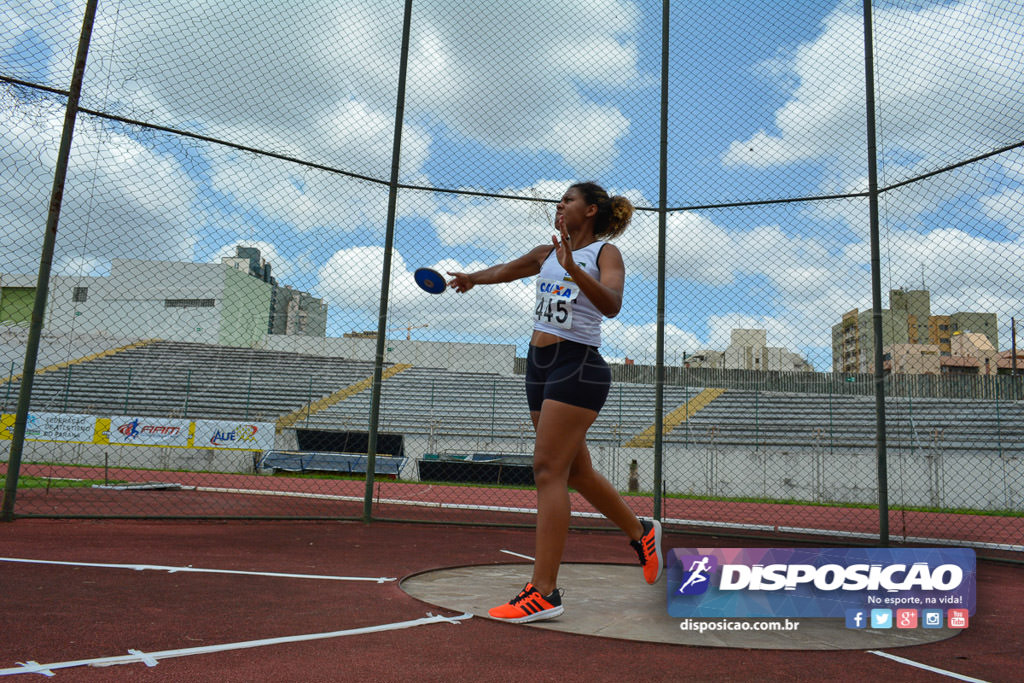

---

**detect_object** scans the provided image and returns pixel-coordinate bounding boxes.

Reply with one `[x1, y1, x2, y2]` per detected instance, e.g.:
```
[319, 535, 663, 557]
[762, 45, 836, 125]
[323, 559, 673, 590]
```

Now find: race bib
[534, 278, 580, 330]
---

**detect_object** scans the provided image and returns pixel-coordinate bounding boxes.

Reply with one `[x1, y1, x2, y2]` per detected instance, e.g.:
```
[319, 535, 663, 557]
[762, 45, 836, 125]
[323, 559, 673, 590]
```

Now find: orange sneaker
[488, 583, 564, 623]
[630, 518, 663, 584]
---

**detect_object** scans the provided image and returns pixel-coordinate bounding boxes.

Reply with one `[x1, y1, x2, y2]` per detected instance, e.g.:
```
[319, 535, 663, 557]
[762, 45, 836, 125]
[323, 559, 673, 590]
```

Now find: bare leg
[529, 410, 644, 542]
[568, 443, 645, 541]
[529, 399, 597, 596]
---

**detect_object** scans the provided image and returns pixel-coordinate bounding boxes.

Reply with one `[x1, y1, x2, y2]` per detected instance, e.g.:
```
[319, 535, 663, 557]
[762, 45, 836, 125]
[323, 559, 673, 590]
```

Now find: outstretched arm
[447, 244, 552, 293]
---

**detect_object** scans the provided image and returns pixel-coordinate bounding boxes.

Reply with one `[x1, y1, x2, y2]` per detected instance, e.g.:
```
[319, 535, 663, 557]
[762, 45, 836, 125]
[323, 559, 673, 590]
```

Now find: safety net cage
[0, 0, 1022, 559]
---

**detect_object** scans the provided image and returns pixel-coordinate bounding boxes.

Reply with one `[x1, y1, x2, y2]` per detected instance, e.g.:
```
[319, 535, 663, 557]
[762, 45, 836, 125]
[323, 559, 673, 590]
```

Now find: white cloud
[980, 188, 1024, 234]
[723, 0, 1024, 187]
[0, 87, 197, 275]
[603, 319, 701, 364]
[0, 0, 80, 83]
[408, 0, 641, 174]
[209, 153, 398, 235]
[316, 246, 535, 338]
[434, 180, 566, 258]
[880, 229, 1024, 310]
[4, 1, 642, 234]
[22, 0, 643, 181]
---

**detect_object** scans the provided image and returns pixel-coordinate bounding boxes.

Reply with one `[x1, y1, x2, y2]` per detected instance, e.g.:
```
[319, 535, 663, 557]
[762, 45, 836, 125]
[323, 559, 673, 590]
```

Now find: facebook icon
[845, 609, 867, 629]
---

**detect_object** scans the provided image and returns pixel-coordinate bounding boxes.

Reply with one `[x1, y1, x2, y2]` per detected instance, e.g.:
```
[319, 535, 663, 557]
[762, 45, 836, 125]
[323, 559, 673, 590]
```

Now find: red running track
[0, 519, 1021, 682]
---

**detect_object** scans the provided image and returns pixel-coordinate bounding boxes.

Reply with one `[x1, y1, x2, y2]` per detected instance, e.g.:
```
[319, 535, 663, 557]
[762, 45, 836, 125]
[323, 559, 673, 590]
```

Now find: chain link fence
[1, 1, 1022, 556]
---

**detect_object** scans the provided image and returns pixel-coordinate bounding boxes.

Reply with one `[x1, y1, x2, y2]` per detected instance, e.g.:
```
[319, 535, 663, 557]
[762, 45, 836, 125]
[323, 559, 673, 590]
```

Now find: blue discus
[414, 267, 446, 294]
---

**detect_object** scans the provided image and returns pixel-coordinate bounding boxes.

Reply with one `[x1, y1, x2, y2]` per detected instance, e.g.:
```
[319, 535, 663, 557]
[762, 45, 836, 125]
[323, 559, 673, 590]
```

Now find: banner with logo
[107, 416, 191, 447]
[0, 412, 96, 443]
[192, 420, 274, 450]
[667, 547, 976, 620]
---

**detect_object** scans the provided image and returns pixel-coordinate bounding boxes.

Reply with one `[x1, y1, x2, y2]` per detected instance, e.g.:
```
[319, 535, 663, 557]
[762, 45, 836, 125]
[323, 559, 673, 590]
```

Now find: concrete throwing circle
[401, 563, 960, 650]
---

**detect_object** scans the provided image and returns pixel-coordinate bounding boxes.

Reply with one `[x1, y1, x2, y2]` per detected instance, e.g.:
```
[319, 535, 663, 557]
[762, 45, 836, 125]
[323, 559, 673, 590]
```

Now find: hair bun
[605, 195, 634, 237]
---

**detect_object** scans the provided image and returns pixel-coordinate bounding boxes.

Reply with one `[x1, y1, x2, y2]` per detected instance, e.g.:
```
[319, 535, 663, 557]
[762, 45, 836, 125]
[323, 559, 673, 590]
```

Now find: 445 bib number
[534, 278, 580, 330]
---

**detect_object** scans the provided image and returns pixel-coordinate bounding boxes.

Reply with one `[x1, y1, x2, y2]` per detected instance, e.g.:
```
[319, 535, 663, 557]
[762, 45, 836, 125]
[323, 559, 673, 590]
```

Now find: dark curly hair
[569, 181, 633, 240]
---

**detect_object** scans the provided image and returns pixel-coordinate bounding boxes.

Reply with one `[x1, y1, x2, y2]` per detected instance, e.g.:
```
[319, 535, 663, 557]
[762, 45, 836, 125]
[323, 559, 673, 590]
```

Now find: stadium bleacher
[2, 340, 1021, 455]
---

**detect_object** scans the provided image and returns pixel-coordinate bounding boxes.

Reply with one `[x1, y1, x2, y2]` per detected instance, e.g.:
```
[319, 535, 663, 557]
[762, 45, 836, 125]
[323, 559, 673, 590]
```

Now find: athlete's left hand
[552, 216, 577, 275]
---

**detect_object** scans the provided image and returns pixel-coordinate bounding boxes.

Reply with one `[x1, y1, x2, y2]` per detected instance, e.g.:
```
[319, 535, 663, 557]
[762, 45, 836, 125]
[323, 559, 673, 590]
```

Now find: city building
[883, 344, 941, 374]
[220, 247, 327, 337]
[832, 289, 997, 374]
[832, 307, 912, 374]
[0, 247, 326, 347]
[685, 328, 813, 372]
[939, 331, 1000, 375]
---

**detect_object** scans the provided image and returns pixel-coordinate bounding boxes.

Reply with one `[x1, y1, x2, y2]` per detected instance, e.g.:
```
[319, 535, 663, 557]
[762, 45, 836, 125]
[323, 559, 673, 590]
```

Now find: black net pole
[363, 0, 414, 523]
[862, 0, 889, 546]
[1, 0, 99, 522]
[652, 0, 670, 521]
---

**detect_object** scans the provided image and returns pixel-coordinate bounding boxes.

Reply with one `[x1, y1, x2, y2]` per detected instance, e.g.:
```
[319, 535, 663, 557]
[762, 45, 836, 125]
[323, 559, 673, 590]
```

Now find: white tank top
[532, 241, 607, 347]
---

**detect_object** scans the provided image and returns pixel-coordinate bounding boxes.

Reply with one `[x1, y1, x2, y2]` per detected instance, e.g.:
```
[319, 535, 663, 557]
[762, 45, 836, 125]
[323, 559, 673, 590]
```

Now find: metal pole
[3, 361, 13, 411]
[754, 375, 760, 453]
[862, 0, 889, 545]
[1011, 317, 1018, 401]
[829, 377, 834, 455]
[123, 366, 132, 413]
[652, 0, 670, 521]
[62, 365, 72, 412]
[683, 352, 689, 445]
[245, 370, 252, 419]
[305, 375, 312, 427]
[2, 0, 99, 522]
[364, 0, 414, 522]
[183, 368, 192, 417]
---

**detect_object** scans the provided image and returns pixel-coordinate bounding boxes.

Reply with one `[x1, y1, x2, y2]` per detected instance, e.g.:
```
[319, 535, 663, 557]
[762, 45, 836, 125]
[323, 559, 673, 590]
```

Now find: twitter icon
[870, 609, 893, 629]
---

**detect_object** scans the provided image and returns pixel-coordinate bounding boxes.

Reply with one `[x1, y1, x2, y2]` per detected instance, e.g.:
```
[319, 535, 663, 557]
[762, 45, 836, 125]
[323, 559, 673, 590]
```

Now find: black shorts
[525, 340, 611, 413]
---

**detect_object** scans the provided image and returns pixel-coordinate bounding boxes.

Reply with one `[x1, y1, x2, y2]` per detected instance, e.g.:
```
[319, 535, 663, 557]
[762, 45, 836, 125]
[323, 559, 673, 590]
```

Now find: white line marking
[500, 549, 535, 561]
[868, 650, 989, 683]
[0, 613, 472, 677]
[0, 557, 394, 583]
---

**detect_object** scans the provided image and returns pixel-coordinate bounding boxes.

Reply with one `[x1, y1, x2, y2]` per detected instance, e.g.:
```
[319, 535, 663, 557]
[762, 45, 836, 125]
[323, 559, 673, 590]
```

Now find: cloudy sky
[2, 0, 1023, 369]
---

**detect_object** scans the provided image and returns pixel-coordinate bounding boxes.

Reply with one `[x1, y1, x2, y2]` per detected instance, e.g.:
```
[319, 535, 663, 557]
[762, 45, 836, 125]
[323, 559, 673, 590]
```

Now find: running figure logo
[677, 554, 717, 595]
[117, 418, 141, 438]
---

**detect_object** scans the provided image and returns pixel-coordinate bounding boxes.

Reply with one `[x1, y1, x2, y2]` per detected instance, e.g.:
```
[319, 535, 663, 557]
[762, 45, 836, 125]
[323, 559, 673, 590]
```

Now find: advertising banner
[107, 416, 192, 447]
[192, 420, 275, 450]
[0, 412, 96, 443]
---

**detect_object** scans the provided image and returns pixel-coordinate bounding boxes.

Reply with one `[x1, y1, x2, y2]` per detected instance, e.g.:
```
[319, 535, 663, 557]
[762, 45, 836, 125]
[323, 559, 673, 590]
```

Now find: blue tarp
[258, 451, 405, 475]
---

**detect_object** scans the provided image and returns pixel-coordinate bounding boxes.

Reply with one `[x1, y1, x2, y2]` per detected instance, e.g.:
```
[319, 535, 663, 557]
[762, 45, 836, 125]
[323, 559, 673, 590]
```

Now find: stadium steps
[3, 339, 1021, 453]
[276, 363, 412, 429]
[623, 387, 727, 448]
[0, 338, 161, 385]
